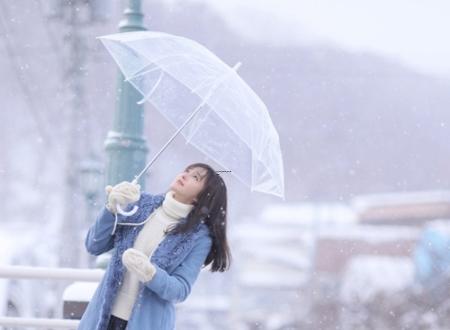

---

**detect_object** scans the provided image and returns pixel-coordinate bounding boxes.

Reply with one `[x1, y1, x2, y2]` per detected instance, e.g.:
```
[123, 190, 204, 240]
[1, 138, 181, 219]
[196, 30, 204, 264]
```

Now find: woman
[78, 163, 231, 330]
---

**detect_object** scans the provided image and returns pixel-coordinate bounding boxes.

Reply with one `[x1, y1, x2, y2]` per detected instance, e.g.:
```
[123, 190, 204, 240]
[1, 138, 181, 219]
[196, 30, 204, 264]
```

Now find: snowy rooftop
[238, 268, 309, 288]
[238, 245, 310, 270]
[319, 224, 420, 243]
[257, 202, 357, 225]
[231, 223, 314, 241]
[178, 296, 229, 311]
[351, 190, 450, 212]
[234, 220, 420, 244]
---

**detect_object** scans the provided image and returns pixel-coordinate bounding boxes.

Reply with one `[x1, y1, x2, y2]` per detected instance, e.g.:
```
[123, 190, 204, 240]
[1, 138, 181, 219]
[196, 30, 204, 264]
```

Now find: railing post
[63, 282, 100, 319]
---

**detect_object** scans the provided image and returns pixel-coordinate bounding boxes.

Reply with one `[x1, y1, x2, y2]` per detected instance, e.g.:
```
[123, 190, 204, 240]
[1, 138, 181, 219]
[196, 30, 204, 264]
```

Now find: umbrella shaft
[132, 101, 205, 183]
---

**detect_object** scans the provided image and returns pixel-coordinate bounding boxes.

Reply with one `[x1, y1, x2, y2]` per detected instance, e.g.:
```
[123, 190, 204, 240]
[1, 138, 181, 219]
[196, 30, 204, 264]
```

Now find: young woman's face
[170, 166, 208, 204]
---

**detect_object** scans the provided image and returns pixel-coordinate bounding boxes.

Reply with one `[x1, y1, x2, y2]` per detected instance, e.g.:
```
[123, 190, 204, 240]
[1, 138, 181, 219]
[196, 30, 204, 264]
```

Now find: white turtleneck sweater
[111, 191, 193, 320]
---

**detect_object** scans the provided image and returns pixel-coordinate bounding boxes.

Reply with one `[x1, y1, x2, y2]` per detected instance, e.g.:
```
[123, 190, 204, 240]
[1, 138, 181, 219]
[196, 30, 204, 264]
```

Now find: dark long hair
[167, 163, 231, 272]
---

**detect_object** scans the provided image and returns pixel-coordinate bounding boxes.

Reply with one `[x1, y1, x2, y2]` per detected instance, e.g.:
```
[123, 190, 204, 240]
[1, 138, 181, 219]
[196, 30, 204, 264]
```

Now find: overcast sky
[183, 0, 450, 77]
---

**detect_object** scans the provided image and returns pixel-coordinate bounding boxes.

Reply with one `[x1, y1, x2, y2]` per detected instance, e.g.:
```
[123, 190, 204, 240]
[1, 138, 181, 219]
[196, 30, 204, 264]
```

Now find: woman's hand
[122, 248, 156, 282]
[105, 181, 141, 213]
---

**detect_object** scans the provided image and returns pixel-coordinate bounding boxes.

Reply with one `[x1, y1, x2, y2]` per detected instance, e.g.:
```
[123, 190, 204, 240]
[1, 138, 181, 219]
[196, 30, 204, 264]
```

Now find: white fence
[0, 317, 79, 329]
[0, 265, 103, 329]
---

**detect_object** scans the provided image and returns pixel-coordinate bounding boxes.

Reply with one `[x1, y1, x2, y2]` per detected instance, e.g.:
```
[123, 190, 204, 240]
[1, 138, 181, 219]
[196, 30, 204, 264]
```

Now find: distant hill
[144, 1, 450, 201]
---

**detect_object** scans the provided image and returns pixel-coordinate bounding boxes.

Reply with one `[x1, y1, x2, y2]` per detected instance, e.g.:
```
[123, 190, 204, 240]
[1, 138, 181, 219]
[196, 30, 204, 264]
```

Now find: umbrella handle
[110, 204, 139, 236]
[113, 178, 140, 216]
[116, 204, 139, 216]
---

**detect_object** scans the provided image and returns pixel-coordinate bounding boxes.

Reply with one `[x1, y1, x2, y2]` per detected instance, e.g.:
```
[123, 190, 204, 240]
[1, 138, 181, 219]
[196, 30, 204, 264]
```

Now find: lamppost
[92, 0, 147, 271]
[104, 0, 148, 189]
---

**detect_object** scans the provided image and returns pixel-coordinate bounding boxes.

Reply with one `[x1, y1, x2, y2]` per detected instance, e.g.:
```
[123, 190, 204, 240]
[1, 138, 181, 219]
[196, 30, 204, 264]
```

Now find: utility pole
[59, 0, 86, 268]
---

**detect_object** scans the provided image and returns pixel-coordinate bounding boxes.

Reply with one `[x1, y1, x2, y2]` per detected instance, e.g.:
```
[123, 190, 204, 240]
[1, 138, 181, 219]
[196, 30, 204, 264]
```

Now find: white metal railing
[0, 265, 104, 281]
[0, 265, 104, 329]
[0, 316, 79, 328]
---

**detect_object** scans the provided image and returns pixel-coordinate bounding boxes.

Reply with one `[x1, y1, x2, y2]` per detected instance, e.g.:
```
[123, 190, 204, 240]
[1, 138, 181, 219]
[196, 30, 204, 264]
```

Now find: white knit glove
[105, 181, 141, 213]
[122, 248, 156, 283]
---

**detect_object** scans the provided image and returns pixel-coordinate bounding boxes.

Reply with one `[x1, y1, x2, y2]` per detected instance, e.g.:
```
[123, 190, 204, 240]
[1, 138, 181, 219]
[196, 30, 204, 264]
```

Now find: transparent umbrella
[99, 31, 284, 198]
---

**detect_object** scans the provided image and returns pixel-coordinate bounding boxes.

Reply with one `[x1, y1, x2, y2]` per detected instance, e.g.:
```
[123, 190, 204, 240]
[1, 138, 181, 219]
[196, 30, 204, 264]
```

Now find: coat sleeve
[84, 193, 155, 256]
[84, 207, 125, 256]
[144, 236, 213, 303]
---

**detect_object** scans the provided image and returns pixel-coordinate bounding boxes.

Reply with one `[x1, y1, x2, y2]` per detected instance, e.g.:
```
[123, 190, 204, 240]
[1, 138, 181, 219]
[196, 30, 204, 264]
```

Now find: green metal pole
[104, 0, 148, 188]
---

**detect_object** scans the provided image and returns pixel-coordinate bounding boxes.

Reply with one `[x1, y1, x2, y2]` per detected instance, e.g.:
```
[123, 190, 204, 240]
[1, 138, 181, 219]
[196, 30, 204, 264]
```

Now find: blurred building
[228, 190, 450, 329]
[230, 203, 355, 329]
[311, 190, 450, 329]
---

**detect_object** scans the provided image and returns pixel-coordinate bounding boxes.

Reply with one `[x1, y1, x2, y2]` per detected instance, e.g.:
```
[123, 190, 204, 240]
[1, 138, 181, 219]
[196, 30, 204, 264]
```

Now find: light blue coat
[78, 193, 212, 330]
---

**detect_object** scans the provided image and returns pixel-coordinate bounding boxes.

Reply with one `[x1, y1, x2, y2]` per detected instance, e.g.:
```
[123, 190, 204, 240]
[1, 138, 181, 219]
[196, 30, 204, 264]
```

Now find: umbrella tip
[233, 62, 242, 72]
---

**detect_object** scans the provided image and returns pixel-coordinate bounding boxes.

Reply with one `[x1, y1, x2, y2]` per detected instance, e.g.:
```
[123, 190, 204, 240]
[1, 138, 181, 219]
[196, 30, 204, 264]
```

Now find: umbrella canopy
[99, 31, 284, 198]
